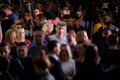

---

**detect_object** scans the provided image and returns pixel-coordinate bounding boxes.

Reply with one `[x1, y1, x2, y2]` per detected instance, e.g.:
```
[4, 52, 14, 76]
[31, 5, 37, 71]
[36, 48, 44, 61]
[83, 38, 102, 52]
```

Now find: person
[0, 42, 23, 80]
[0, 10, 11, 41]
[33, 50, 55, 80]
[34, 14, 47, 27]
[16, 26, 31, 46]
[101, 34, 120, 80]
[47, 40, 64, 80]
[75, 44, 103, 80]
[23, 10, 34, 39]
[49, 21, 68, 44]
[0, 56, 14, 80]
[42, 20, 55, 41]
[76, 30, 91, 44]
[5, 29, 18, 58]
[16, 42, 35, 80]
[0, 10, 3, 43]
[29, 26, 48, 60]
[59, 44, 76, 80]
[0, 4, 18, 24]
[67, 30, 77, 50]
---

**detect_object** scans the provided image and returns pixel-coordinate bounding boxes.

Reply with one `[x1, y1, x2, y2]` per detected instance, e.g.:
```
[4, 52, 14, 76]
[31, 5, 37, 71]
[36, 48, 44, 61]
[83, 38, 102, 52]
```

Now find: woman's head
[59, 44, 72, 62]
[5, 29, 17, 46]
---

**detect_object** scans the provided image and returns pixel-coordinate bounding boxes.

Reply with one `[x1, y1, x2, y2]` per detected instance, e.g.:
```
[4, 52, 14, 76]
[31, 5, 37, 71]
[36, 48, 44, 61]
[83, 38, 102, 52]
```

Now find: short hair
[47, 40, 58, 52]
[16, 42, 28, 47]
[33, 25, 43, 31]
[33, 50, 51, 70]
[56, 21, 66, 28]
[0, 41, 10, 49]
[85, 44, 98, 62]
[59, 44, 72, 61]
[107, 34, 118, 46]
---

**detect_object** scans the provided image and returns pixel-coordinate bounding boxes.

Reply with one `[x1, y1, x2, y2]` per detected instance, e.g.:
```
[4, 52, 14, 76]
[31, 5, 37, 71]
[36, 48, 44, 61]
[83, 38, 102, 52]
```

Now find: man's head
[56, 21, 67, 35]
[16, 42, 29, 59]
[33, 26, 45, 45]
[0, 42, 11, 57]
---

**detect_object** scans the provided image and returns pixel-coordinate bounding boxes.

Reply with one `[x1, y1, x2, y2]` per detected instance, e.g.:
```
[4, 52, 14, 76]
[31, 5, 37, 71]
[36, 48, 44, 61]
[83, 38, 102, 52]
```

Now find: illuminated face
[46, 23, 54, 34]
[33, 31, 44, 44]
[33, 9, 40, 17]
[54, 43, 60, 55]
[17, 46, 28, 58]
[60, 45, 69, 61]
[0, 46, 10, 57]
[24, 13, 31, 21]
[77, 31, 89, 42]
[17, 28, 25, 40]
[57, 26, 66, 35]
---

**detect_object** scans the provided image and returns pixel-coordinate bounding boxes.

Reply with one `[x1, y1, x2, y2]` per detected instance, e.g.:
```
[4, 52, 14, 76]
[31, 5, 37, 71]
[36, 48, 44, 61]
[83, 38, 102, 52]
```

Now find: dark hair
[33, 25, 43, 31]
[107, 34, 118, 46]
[0, 4, 11, 10]
[33, 50, 51, 70]
[16, 42, 28, 47]
[47, 40, 58, 52]
[85, 46, 96, 61]
[37, 14, 45, 20]
[0, 42, 10, 49]
[0, 10, 7, 18]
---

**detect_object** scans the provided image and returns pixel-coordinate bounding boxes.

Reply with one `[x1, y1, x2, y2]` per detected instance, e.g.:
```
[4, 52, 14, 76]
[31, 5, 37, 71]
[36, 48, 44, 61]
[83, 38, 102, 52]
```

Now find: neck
[57, 34, 64, 38]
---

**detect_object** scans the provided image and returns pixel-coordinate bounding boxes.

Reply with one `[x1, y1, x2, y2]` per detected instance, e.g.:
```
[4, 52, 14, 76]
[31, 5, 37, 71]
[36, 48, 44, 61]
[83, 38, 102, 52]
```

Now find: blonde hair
[76, 30, 90, 44]
[59, 44, 72, 62]
[5, 29, 17, 45]
[42, 20, 54, 33]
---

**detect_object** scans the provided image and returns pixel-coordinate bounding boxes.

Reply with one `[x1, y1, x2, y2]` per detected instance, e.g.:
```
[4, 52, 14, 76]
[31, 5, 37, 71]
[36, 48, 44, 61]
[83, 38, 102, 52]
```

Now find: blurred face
[46, 23, 54, 34]
[57, 26, 66, 35]
[67, 32, 76, 43]
[24, 13, 31, 21]
[81, 31, 89, 41]
[18, 28, 25, 40]
[76, 43, 85, 57]
[60, 46, 69, 61]
[54, 43, 60, 55]
[33, 31, 44, 44]
[105, 15, 112, 22]
[17, 46, 28, 58]
[2, 8, 11, 16]
[77, 31, 89, 42]
[33, 9, 40, 17]
[76, 11, 82, 18]
[35, 16, 46, 25]
[63, 9, 70, 15]
[0, 46, 10, 57]
[36, 3, 43, 11]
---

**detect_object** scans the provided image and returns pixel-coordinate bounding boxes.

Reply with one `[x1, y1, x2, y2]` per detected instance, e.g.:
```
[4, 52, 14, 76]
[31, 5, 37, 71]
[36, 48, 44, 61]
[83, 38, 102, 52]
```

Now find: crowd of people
[0, 0, 120, 80]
